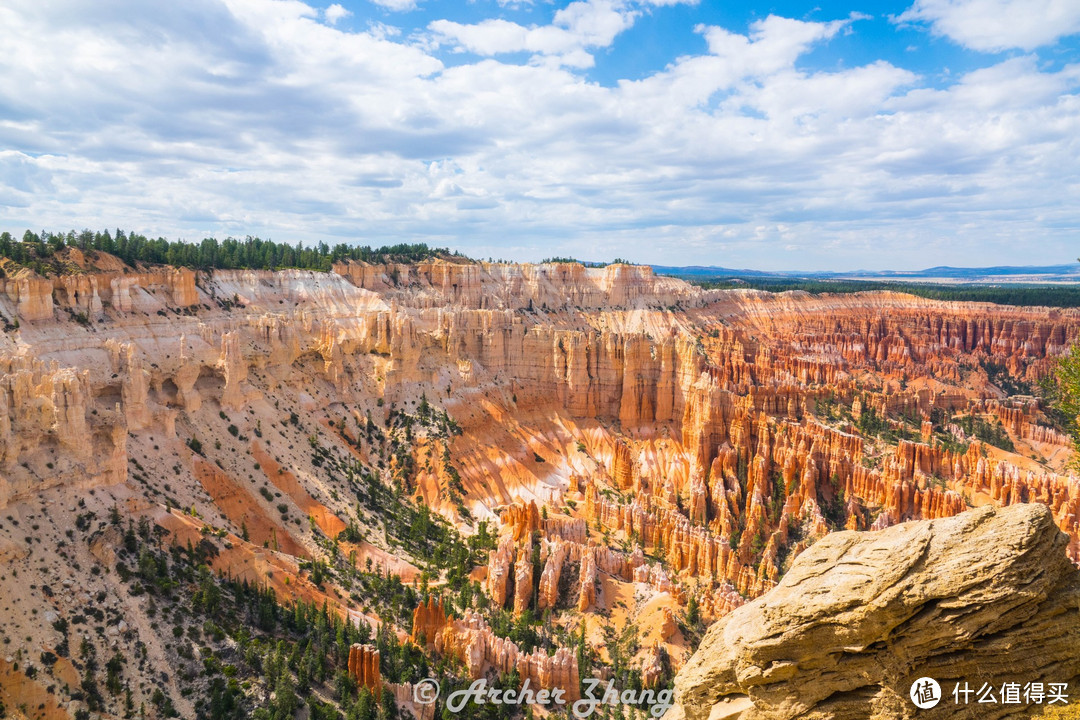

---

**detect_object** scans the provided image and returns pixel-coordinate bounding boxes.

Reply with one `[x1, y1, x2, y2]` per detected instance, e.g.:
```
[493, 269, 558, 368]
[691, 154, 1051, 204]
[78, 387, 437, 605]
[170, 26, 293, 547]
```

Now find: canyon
[0, 253, 1076, 719]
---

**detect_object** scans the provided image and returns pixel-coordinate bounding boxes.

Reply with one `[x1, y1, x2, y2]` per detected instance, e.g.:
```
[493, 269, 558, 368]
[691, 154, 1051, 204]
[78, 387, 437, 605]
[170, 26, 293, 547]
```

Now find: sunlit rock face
[674, 503, 1080, 720]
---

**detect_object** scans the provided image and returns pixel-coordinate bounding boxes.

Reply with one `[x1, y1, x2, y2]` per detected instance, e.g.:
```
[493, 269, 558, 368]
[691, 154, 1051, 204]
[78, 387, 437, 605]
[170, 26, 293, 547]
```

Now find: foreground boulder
[674, 503, 1080, 720]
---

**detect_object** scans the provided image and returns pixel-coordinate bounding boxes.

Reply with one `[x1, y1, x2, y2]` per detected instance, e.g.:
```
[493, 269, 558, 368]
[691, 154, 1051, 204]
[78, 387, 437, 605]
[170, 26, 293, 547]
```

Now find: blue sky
[1, 0, 1079, 270]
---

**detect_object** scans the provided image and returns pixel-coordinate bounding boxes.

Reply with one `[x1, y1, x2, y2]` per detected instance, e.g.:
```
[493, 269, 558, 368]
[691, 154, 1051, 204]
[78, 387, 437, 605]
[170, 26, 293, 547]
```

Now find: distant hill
[652, 263, 1080, 284]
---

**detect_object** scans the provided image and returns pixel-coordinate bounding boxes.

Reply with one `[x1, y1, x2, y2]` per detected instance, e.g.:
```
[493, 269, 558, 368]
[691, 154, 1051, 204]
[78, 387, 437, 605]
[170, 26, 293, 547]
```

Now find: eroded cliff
[0, 254, 1076, 719]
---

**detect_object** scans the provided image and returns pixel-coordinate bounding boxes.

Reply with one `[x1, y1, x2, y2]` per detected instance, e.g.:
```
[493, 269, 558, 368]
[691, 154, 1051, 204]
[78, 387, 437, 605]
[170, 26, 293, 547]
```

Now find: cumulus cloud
[429, 0, 637, 67]
[0, 0, 1077, 269]
[324, 3, 351, 23]
[897, 0, 1080, 52]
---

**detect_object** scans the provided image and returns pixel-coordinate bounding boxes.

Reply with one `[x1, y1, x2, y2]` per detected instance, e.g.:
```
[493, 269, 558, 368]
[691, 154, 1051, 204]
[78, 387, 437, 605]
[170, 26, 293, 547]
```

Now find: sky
[1, 0, 1079, 270]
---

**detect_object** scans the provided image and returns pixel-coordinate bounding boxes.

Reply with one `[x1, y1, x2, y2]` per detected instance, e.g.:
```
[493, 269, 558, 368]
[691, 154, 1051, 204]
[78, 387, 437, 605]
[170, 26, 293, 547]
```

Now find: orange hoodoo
[504, 500, 542, 542]
[348, 643, 382, 699]
[411, 595, 449, 645]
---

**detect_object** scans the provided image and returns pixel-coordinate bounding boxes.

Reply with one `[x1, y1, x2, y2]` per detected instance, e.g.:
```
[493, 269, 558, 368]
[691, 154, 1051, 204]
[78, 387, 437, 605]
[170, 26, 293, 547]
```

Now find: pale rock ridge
[432, 610, 580, 702]
[3, 267, 198, 322]
[0, 357, 126, 508]
[333, 260, 701, 311]
[410, 595, 581, 702]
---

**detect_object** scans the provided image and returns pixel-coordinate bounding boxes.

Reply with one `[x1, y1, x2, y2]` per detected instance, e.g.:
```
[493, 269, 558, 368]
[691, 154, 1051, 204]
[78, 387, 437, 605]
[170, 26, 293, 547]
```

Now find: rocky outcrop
[503, 500, 541, 542]
[537, 539, 569, 610]
[334, 259, 701, 311]
[583, 481, 776, 600]
[512, 537, 534, 615]
[411, 596, 448, 646]
[674, 503, 1080, 720]
[642, 643, 666, 689]
[660, 606, 677, 640]
[0, 358, 126, 508]
[4, 266, 198, 322]
[410, 595, 580, 702]
[432, 610, 580, 702]
[219, 331, 248, 411]
[4, 275, 54, 321]
[487, 537, 515, 609]
[348, 644, 382, 699]
[577, 547, 597, 611]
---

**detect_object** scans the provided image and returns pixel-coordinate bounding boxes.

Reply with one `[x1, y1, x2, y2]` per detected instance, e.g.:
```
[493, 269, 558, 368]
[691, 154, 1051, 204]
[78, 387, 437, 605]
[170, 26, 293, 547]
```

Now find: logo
[409, 677, 672, 718]
[911, 677, 941, 709]
[414, 678, 440, 705]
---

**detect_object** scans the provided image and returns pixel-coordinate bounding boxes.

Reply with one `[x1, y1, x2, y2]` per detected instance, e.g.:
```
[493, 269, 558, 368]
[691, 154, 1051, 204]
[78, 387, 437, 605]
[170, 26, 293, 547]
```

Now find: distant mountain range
[651, 263, 1080, 284]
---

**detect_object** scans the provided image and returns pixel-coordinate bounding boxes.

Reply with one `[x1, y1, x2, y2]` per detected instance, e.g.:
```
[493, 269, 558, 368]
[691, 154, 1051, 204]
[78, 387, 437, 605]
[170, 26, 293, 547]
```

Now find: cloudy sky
[1, 0, 1079, 270]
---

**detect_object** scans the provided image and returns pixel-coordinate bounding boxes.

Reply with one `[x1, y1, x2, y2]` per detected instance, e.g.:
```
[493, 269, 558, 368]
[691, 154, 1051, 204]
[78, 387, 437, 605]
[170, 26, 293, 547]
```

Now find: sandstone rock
[5, 275, 55, 321]
[674, 503, 1080, 720]
[218, 331, 248, 411]
[348, 643, 381, 699]
[543, 513, 588, 543]
[411, 596, 448, 646]
[642, 642, 666, 688]
[578, 547, 597, 611]
[611, 440, 635, 490]
[0, 358, 127, 508]
[487, 537, 514, 609]
[537, 540, 568, 611]
[660, 606, 677, 640]
[513, 537, 534, 615]
[434, 610, 580, 701]
[503, 500, 541, 542]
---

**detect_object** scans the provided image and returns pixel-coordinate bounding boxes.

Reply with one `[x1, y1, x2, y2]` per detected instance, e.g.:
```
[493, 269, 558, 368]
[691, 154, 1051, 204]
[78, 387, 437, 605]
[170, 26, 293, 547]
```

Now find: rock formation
[503, 500, 542, 542]
[642, 643, 667, 689]
[577, 547, 597, 611]
[431, 610, 580, 702]
[537, 539, 569, 610]
[674, 503, 1080, 720]
[487, 537, 515, 609]
[411, 595, 448, 646]
[348, 644, 382, 699]
[512, 536, 534, 615]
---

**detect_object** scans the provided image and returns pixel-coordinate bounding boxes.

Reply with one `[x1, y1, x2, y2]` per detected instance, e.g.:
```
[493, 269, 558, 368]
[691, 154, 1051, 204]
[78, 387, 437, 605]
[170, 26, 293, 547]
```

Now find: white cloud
[324, 3, 351, 23]
[701, 15, 851, 77]
[0, 0, 1077, 269]
[429, 0, 637, 67]
[897, 0, 1080, 52]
